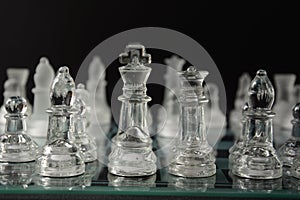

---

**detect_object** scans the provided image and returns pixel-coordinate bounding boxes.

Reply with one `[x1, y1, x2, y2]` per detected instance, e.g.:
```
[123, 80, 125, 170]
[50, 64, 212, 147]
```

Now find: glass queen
[168, 66, 216, 177]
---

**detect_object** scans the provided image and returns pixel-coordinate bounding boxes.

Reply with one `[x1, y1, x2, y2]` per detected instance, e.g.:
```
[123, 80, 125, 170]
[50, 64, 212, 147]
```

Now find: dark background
[0, 0, 299, 114]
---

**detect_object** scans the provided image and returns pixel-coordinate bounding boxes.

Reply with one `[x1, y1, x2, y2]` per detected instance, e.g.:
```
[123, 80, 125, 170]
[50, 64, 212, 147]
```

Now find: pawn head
[293, 103, 300, 121]
[5, 96, 27, 114]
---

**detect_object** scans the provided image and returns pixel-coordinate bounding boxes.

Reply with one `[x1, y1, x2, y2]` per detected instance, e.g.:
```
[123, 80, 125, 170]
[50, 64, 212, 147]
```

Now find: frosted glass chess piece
[228, 103, 249, 168]
[206, 83, 226, 146]
[0, 96, 38, 162]
[294, 85, 300, 103]
[72, 84, 97, 163]
[278, 103, 300, 169]
[168, 66, 216, 177]
[35, 67, 85, 177]
[86, 56, 111, 133]
[76, 84, 90, 127]
[108, 44, 157, 177]
[232, 69, 282, 179]
[0, 79, 21, 131]
[7, 68, 32, 115]
[229, 73, 251, 138]
[273, 74, 296, 130]
[28, 57, 55, 141]
[158, 55, 185, 138]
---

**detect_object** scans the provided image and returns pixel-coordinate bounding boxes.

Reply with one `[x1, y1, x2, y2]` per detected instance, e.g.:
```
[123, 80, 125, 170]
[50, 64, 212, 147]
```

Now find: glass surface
[1, 128, 300, 198]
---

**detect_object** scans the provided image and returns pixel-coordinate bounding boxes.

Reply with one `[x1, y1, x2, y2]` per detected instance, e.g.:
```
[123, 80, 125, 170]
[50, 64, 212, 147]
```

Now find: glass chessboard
[1, 128, 300, 200]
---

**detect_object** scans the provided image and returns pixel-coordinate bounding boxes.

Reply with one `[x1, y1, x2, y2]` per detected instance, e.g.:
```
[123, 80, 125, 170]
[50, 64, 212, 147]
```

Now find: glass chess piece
[168, 66, 216, 178]
[35, 66, 85, 177]
[86, 56, 111, 133]
[72, 84, 98, 163]
[158, 55, 185, 138]
[28, 57, 55, 141]
[231, 69, 282, 179]
[273, 74, 296, 134]
[278, 103, 300, 168]
[228, 103, 249, 168]
[229, 73, 251, 138]
[6, 68, 32, 116]
[108, 43, 157, 177]
[0, 162, 35, 187]
[206, 83, 226, 147]
[0, 79, 21, 130]
[289, 104, 300, 179]
[0, 96, 38, 162]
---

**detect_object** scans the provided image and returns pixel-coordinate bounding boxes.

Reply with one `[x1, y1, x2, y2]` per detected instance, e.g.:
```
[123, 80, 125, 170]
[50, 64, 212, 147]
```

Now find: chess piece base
[74, 138, 97, 163]
[108, 148, 157, 177]
[36, 139, 85, 177]
[232, 146, 282, 179]
[0, 133, 38, 162]
[278, 138, 300, 167]
[168, 145, 216, 178]
[108, 127, 157, 177]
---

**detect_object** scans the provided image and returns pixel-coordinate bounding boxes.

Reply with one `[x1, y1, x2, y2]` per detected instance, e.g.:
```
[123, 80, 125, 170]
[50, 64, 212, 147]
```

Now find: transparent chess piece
[0, 79, 20, 130]
[72, 84, 97, 163]
[7, 68, 32, 115]
[0, 96, 38, 162]
[108, 43, 157, 177]
[228, 103, 249, 168]
[231, 69, 282, 179]
[168, 66, 216, 177]
[0, 162, 35, 186]
[35, 66, 85, 177]
[289, 104, 300, 179]
[278, 103, 300, 168]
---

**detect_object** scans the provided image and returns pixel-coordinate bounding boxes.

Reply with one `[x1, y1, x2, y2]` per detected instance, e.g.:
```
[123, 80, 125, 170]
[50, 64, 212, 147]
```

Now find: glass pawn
[108, 43, 157, 177]
[72, 83, 98, 162]
[228, 103, 249, 168]
[232, 69, 282, 179]
[0, 96, 38, 162]
[35, 66, 85, 177]
[288, 104, 300, 179]
[278, 103, 300, 168]
[168, 66, 216, 177]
